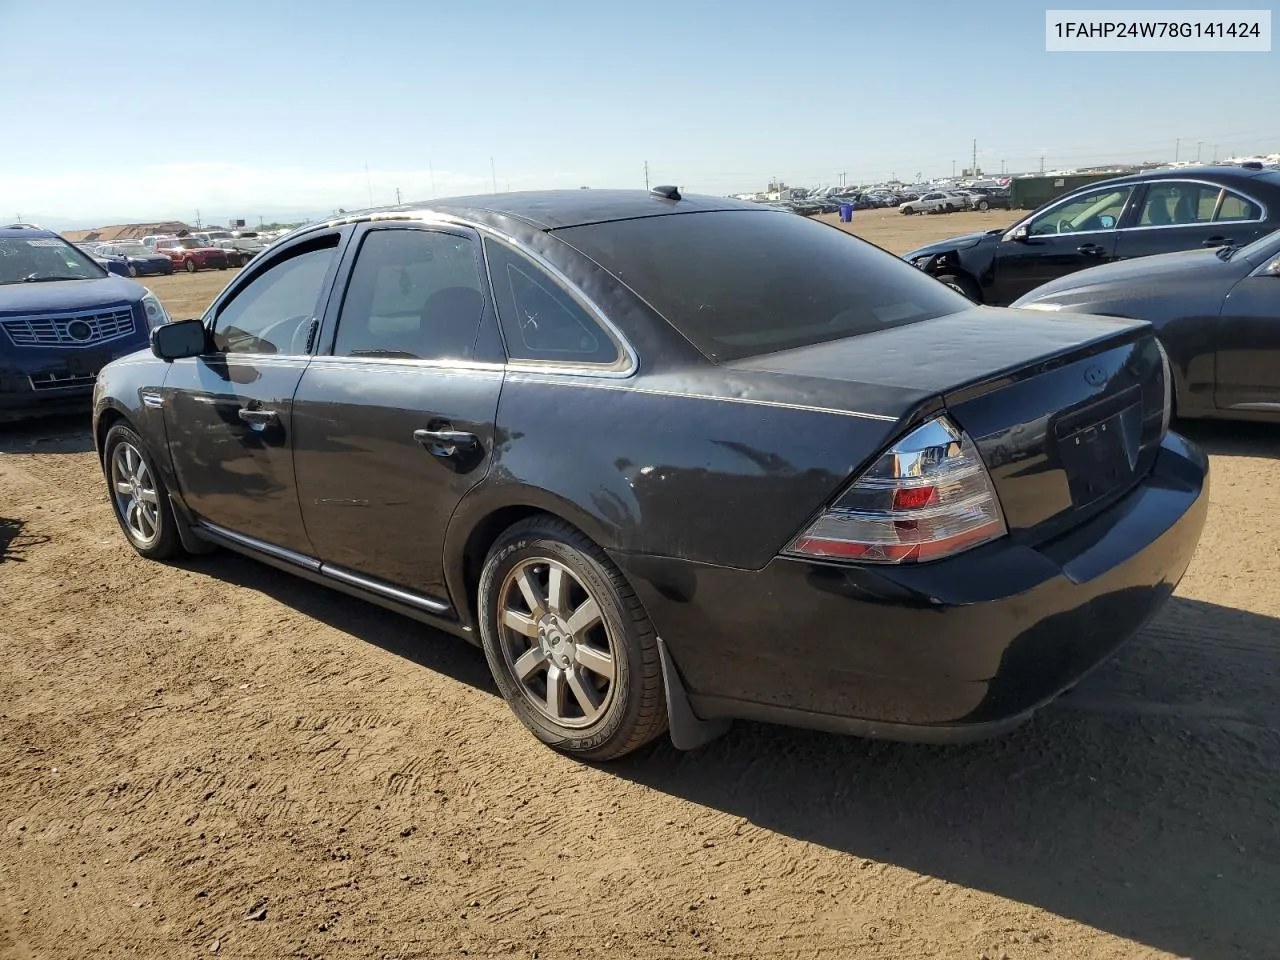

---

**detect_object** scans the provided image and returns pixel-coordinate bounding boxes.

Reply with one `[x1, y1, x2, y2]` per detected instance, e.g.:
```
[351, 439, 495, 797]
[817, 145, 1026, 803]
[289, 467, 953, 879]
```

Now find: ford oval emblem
[1084, 364, 1107, 387]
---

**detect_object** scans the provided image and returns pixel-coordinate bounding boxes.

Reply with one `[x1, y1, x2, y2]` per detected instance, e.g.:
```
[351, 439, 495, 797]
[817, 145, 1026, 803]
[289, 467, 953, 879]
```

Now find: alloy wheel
[496, 558, 617, 729]
[110, 442, 160, 547]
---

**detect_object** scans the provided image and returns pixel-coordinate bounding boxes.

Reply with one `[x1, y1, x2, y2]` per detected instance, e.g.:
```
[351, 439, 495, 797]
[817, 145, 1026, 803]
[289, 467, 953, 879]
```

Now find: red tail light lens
[786, 416, 1007, 564]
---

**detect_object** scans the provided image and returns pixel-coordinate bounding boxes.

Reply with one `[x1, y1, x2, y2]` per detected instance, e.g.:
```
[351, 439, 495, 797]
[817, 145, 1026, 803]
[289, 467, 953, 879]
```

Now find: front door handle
[414, 428, 478, 457]
[1077, 243, 1107, 257]
[1202, 235, 1229, 248]
[238, 408, 279, 426]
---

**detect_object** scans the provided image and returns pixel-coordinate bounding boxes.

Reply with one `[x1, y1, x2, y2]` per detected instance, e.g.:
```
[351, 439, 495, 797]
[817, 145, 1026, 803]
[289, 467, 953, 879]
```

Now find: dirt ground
[2, 211, 1278, 960]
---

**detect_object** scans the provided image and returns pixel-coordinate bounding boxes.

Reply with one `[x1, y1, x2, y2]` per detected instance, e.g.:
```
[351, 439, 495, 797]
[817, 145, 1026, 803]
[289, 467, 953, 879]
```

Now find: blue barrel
[839, 203, 853, 222]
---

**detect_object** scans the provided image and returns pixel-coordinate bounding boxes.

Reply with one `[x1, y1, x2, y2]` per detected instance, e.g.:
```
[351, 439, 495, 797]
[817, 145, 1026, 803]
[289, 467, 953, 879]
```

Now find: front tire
[185, 258, 197, 273]
[104, 424, 183, 561]
[127, 263, 139, 278]
[478, 516, 667, 761]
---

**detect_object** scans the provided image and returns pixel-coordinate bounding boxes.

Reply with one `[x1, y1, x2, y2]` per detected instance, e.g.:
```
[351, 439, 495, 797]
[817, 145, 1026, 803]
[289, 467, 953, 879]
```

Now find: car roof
[0, 225, 59, 240]
[310, 189, 766, 235]
[1093, 164, 1276, 187]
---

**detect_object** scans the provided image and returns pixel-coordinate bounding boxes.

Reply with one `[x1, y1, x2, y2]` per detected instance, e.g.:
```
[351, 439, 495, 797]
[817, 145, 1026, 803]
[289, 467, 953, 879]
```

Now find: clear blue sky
[2, 0, 1277, 225]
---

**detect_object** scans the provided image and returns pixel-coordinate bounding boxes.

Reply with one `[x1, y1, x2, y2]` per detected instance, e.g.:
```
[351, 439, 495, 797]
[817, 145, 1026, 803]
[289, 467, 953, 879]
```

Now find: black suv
[904, 164, 1280, 304]
[0, 224, 169, 421]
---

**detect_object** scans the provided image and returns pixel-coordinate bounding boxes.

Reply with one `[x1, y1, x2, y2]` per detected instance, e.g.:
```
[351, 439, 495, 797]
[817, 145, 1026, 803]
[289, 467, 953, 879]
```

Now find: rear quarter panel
[452, 371, 903, 570]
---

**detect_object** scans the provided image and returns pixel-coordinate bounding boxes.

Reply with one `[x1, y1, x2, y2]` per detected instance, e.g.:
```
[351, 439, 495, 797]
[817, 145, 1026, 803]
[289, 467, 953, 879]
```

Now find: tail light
[1154, 338, 1173, 437]
[785, 416, 1007, 564]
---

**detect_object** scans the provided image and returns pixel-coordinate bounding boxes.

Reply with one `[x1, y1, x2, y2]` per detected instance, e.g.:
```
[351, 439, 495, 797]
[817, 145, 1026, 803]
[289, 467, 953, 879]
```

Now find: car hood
[1012, 247, 1230, 305]
[0, 276, 145, 317]
[902, 229, 1003, 260]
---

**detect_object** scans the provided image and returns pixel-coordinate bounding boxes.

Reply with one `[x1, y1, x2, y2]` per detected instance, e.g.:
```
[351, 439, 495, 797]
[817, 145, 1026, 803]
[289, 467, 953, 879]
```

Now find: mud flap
[168, 493, 217, 555]
[658, 636, 731, 750]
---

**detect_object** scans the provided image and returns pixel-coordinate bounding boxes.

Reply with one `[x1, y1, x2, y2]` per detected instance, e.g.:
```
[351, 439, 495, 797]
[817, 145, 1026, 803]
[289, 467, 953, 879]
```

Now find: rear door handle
[1077, 243, 1107, 257]
[414, 428, 478, 457]
[1202, 235, 1229, 248]
[238, 408, 279, 426]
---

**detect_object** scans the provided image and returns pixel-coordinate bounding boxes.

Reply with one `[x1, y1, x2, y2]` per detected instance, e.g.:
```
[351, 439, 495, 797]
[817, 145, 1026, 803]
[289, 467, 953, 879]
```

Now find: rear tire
[938, 273, 981, 302]
[185, 258, 197, 273]
[978, 199, 990, 211]
[478, 516, 667, 761]
[103, 424, 184, 561]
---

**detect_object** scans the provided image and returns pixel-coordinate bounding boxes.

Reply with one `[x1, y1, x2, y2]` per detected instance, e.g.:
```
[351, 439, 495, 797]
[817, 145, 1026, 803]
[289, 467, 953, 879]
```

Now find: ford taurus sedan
[1014, 228, 1280, 421]
[93, 189, 1209, 760]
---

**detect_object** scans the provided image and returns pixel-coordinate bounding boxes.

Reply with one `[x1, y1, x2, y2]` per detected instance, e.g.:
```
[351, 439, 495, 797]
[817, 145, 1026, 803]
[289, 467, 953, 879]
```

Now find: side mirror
[1004, 224, 1030, 242]
[1265, 256, 1280, 277]
[150, 317, 207, 361]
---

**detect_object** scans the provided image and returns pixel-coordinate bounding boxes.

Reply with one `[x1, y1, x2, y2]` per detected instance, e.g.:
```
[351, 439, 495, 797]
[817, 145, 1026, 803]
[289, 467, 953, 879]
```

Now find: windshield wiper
[21, 273, 86, 282]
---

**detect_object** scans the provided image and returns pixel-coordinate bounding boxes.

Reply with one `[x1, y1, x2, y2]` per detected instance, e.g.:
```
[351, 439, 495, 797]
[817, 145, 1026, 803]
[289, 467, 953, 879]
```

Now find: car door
[161, 229, 348, 553]
[990, 183, 1136, 305]
[291, 222, 504, 604]
[1213, 252, 1280, 414]
[1115, 180, 1268, 261]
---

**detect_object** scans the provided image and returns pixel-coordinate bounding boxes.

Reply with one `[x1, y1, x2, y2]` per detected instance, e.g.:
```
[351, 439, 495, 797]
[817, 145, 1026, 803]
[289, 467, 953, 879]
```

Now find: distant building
[61, 221, 192, 243]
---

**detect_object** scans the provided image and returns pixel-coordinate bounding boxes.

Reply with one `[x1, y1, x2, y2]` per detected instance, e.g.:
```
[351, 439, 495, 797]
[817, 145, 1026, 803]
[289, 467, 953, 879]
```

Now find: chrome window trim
[315, 212, 639, 379]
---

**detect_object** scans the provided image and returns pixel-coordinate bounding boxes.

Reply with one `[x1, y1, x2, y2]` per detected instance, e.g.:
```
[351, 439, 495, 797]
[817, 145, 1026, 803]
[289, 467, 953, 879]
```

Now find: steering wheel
[1057, 218, 1074, 234]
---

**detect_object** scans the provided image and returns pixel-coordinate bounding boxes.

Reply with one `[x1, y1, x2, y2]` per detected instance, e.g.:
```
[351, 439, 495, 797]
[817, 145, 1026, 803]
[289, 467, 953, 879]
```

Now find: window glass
[212, 240, 337, 354]
[1216, 191, 1262, 222]
[0, 236, 105, 284]
[1138, 182, 1218, 226]
[1029, 186, 1134, 235]
[483, 239, 620, 365]
[555, 211, 966, 363]
[333, 229, 484, 361]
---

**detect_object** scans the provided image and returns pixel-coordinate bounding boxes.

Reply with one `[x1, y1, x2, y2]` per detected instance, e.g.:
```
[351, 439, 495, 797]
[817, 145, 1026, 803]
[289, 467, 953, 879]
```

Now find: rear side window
[1216, 190, 1262, 221]
[333, 229, 485, 361]
[554, 211, 965, 362]
[1138, 182, 1218, 226]
[483, 239, 619, 366]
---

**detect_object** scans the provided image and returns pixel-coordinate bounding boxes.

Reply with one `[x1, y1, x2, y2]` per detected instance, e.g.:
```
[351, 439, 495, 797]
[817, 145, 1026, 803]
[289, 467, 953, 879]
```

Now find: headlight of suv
[140, 290, 170, 330]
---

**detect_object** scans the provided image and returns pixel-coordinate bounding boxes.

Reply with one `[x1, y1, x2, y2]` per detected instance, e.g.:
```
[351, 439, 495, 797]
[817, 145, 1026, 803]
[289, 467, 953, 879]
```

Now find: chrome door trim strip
[197, 521, 322, 572]
[1227, 401, 1280, 411]
[320, 564, 452, 614]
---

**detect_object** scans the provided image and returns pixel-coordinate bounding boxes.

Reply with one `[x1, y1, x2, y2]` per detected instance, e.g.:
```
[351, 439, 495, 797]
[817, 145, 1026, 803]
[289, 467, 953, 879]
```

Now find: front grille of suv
[1, 307, 136, 348]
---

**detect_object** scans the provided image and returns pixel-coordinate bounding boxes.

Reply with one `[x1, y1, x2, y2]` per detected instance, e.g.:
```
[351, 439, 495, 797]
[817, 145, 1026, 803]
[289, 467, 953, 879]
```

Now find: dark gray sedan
[1013, 230, 1280, 422]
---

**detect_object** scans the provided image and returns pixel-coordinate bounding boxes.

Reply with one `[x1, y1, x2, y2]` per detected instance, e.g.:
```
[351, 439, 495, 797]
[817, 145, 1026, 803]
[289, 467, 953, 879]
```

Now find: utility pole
[1001, 159, 1007, 175]
[1040, 154, 1046, 174]
[491, 157, 497, 193]
[195, 208, 201, 228]
[395, 187, 402, 205]
[644, 160, 649, 191]
[972, 138, 977, 176]
[1175, 138, 1180, 162]
[1197, 141, 1204, 163]
[1213, 144, 1219, 162]
[952, 160, 956, 179]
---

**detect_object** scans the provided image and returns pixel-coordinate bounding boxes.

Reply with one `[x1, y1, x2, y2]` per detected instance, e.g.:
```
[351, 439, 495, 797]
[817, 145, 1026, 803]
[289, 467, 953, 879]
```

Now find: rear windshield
[555, 211, 966, 362]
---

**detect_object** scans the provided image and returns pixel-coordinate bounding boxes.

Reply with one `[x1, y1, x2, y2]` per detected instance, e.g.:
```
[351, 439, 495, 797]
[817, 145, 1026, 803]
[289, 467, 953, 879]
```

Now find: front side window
[332, 229, 485, 361]
[211, 239, 337, 354]
[1137, 182, 1218, 226]
[483, 239, 619, 366]
[0, 236, 106, 284]
[1028, 186, 1135, 236]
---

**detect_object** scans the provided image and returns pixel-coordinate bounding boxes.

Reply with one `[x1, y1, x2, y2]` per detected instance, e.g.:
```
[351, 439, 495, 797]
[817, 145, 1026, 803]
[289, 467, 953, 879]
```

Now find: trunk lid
[728, 306, 1169, 542]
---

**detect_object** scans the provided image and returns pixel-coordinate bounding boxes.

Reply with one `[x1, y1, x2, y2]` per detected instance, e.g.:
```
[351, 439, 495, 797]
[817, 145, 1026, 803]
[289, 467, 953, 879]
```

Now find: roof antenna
[650, 185, 681, 201]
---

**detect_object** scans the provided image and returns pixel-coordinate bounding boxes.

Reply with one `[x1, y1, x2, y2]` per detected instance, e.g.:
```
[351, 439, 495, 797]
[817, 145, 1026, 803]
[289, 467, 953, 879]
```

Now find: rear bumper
[614, 431, 1209, 742]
